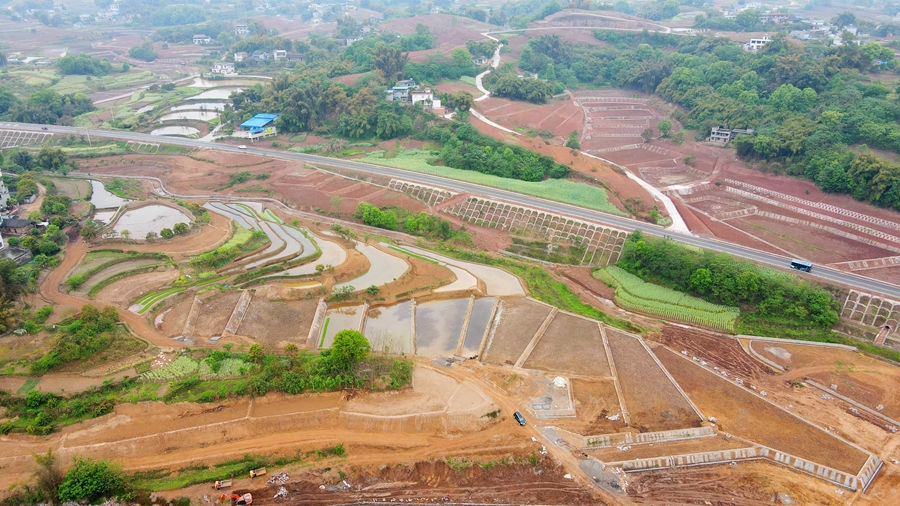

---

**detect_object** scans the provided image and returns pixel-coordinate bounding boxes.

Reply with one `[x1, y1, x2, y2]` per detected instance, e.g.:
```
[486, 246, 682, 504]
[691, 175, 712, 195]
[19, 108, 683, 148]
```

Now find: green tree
[57, 457, 126, 503]
[160, 228, 174, 239]
[248, 343, 264, 364]
[657, 118, 673, 138]
[328, 329, 370, 371]
[173, 222, 190, 235]
[373, 45, 408, 82]
[36, 146, 67, 172]
[80, 220, 103, 240]
[565, 130, 580, 149]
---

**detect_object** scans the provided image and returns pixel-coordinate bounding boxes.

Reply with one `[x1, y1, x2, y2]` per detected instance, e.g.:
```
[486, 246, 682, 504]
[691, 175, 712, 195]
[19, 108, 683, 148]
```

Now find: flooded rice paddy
[415, 298, 469, 356]
[90, 180, 129, 209]
[150, 126, 200, 137]
[112, 205, 192, 237]
[364, 301, 414, 354]
[159, 111, 220, 122]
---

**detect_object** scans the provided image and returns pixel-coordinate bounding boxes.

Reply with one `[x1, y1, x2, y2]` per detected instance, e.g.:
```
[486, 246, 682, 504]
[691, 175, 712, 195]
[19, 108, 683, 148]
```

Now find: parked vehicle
[213, 479, 232, 490]
[513, 411, 526, 426]
[218, 492, 252, 505]
[249, 467, 267, 478]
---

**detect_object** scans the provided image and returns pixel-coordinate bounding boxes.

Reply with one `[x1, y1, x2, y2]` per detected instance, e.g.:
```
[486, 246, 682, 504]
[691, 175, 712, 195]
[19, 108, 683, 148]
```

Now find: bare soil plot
[591, 435, 750, 463]
[476, 96, 584, 138]
[257, 456, 598, 505]
[627, 460, 847, 505]
[752, 341, 900, 420]
[523, 313, 611, 377]
[651, 326, 772, 380]
[92, 268, 181, 307]
[237, 299, 319, 346]
[483, 297, 553, 366]
[192, 292, 243, 338]
[552, 378, 625, 436]
[381, 14, 492, 55]
[157, 293, 194, 337]
[605, 329, 701, 431]
[654, 346, 869, 474]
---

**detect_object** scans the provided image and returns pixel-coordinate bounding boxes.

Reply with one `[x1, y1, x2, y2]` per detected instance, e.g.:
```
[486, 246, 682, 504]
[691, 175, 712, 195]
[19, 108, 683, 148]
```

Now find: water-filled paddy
[363, 301, 413, 354]
[320, 305, 365, 348]
[415, 298, 469, 356]
[169, 102, 225, 112]
[187, 87, 243, 100]
[112, 205, 191, 238]
[462, 297, 497, 356]
[90, 180, 129, 209]
[159, 111, 220, 122]
[150, 126, 200, 136]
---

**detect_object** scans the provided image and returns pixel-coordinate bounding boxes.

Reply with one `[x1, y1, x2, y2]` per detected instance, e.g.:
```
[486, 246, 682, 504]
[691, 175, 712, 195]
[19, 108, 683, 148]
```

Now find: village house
[193, 34, 212, 45]
[744, 34, 771, 51]
[233, 51, 248, 62]
[272, 49, 287, 60]
[233, 24, 250, 37]
[706, 126, 755, 145]
[211, 62, 235, 75]
[0, 217, 35, 236]
[240, 113, 279, 140]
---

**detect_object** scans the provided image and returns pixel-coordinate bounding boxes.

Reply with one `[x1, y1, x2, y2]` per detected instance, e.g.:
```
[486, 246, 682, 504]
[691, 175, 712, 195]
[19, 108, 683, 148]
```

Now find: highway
[2, 121, 899, 299]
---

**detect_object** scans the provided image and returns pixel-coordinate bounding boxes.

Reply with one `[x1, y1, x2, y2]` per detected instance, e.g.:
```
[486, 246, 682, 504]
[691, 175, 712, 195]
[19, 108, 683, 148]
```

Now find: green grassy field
[359, 149, 625, 215]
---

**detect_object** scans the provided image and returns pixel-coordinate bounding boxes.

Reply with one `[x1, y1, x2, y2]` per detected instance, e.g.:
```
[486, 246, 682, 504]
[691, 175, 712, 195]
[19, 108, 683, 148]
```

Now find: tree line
[615, 232, 840, 337]
[518, 30, 900, 210]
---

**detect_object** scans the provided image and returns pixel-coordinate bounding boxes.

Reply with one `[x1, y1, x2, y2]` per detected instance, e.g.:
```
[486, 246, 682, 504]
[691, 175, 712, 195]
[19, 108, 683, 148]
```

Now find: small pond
[113, 205, 192, 238]
[90, 180, 130, 209]
[150, 126, 200, 137]
[363, 301, 413, 354]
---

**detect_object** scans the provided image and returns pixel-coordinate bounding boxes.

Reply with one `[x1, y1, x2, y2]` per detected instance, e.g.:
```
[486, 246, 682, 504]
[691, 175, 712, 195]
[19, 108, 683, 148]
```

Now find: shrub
[58, 457, 127, 503]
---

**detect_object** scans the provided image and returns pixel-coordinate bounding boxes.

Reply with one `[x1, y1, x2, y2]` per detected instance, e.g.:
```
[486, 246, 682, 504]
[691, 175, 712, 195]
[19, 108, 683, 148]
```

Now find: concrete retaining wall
[585, 426, 714, 449]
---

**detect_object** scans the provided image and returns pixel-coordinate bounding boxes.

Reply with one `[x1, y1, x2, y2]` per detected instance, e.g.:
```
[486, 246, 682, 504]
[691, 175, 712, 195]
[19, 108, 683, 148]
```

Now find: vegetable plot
[597, 266, 739, 332]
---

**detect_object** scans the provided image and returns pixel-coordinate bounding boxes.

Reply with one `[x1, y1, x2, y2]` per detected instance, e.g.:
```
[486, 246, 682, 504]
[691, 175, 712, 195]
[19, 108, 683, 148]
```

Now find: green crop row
[198, 358, 248, 378]
[615, 289, 738, 332]
[598, 266, 739, 332]
[602, 266, 738, 314]
[140, 356, 199, 382]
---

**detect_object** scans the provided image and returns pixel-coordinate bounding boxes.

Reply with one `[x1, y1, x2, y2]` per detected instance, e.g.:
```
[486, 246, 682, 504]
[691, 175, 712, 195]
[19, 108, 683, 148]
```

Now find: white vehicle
[238, 145, 247, 149]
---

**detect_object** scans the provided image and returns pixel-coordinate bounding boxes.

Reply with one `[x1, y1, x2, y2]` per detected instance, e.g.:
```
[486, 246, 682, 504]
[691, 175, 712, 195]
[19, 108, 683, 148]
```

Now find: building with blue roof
[240, 113, 279, 140]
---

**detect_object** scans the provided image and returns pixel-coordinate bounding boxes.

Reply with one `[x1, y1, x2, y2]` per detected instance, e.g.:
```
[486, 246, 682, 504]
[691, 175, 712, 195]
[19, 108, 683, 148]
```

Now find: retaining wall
[442, 196, 627, 266]
[585, 426, 714, 449]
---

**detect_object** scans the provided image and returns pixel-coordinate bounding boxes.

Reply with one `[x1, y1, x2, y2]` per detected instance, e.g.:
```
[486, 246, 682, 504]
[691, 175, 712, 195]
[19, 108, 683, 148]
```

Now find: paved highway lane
[4, 122, 899, 299]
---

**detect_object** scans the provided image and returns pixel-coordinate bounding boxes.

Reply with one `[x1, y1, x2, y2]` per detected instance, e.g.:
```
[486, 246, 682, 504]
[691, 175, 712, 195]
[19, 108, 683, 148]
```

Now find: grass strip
[388, 245, 439, 264]
[319, 317, 331, 348]
[358, 149, 624, 216]
[16, 378, 40, 395]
